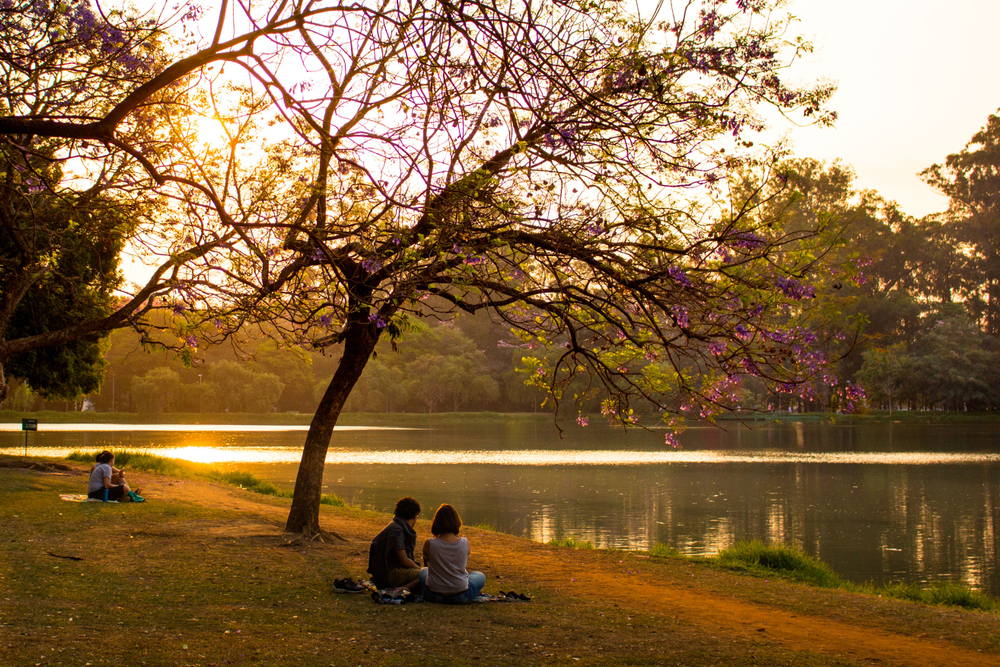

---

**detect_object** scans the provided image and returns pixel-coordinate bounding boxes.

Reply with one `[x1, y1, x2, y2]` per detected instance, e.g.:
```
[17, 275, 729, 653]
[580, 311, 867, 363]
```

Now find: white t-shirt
[425, 537, 470, 595]
[88, 463, 113, 493]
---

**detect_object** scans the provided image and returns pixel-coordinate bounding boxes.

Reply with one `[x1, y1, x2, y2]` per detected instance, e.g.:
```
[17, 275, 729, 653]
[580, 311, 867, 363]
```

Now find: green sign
[21, 418, 37, 431]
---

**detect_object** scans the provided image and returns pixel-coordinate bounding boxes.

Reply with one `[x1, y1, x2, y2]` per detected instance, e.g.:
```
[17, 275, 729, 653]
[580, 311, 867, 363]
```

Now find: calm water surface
[3, 419, 998, 597]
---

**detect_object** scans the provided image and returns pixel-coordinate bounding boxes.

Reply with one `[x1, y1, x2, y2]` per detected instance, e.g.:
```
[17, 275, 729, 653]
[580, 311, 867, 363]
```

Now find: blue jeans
[419, 568, 486, 604]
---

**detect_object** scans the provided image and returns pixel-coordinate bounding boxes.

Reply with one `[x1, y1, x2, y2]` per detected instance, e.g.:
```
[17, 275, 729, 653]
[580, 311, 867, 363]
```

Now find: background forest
[8, 110, 1000, 416]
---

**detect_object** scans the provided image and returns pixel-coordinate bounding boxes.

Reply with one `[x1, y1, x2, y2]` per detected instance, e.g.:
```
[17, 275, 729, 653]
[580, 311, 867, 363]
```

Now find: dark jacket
[367, 517, 417, 588]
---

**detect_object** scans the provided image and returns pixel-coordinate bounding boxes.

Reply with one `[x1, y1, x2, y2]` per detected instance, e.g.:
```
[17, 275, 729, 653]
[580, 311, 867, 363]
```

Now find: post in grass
[21, 418, 37, 456]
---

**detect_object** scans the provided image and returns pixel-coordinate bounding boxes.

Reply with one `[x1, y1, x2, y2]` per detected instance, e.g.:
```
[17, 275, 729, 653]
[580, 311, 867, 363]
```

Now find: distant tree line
[4, 309, 550, 414]
[792, 109, 1000, 411]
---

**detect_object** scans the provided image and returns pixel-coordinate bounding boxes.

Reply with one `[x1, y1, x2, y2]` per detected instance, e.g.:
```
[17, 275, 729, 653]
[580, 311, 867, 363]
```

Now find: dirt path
[141, 472, 999, 667]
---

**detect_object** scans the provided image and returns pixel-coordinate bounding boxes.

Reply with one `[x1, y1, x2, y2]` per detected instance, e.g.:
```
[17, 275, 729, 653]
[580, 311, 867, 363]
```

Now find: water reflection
[6, 445, 999, 466]
[3, 419, 999, 597]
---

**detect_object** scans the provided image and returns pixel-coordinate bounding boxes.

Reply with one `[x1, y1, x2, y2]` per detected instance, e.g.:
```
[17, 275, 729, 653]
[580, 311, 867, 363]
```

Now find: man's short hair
[394, 496, 421, 520]
[430, 503, 462, 536]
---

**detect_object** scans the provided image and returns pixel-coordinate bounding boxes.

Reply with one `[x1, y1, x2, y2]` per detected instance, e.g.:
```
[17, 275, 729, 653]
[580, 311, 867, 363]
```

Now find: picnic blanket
[369, 588, 529, 605]
[333, 578, 530, 605]
[60, 494, 115, 503]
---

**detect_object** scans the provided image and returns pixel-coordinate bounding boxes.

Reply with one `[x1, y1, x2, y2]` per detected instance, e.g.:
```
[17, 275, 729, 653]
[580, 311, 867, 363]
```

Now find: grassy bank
[3, 458, 1000, 666]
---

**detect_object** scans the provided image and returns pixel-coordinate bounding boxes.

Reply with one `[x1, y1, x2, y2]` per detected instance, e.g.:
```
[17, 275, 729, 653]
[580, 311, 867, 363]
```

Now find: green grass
[714, 540, 845, 588]
[211, 469, 291, 497]
[710, 540, 996, 612]
[872, 581, 997, 612]
[649, 543, 681, 558]
[472, 521, 498, 531]
[65, 449, 206, 477]
[548, 535, 594, 549]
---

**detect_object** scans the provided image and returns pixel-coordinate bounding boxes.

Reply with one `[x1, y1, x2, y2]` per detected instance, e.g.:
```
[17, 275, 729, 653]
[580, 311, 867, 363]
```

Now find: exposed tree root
[280, 528, 348, 546]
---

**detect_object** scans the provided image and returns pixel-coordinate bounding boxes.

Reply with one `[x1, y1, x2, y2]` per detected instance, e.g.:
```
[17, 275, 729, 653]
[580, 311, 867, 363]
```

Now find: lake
[3, 417, 999, 597]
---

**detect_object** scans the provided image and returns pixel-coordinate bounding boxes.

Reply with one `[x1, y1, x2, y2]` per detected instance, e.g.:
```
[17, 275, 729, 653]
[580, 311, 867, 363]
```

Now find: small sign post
[21, 418, 37, 456]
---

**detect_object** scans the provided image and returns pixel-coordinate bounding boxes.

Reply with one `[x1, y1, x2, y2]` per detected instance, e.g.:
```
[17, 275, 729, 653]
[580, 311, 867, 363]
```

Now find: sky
[171, 0, 1000, 220]
[760, 0, 1000, 216]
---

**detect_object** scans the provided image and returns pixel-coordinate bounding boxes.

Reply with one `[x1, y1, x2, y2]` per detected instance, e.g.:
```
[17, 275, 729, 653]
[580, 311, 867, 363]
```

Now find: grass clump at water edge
[66, 450, 347, 507]
[548, 535, 594, 549]
[713, 539, 996, 612]
[715, 540, 845, 588]
[649, 543, 681, 558]
[873, 581, 997, 612]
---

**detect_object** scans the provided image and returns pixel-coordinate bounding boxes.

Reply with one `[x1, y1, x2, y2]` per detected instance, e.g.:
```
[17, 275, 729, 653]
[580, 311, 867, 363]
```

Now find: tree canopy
[1, 0, 851, 537]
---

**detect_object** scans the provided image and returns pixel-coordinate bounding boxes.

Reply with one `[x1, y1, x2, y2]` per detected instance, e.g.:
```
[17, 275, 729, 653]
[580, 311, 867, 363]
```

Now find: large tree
[2, 0, 850, 538]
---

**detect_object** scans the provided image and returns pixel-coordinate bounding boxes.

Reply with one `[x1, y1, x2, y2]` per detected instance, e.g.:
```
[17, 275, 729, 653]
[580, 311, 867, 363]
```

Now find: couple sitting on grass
[87, 451, 144, 502]
[368, 496, 486, 604]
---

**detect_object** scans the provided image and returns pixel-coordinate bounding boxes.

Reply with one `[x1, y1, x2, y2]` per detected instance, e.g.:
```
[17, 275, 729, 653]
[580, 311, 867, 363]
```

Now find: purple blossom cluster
[670, 305, 689, 328]
[185, 335, 198, 348]
[319, 314, 333, 328]
[360, 257, 382, 273]
[774, 276, 815, 300]
[726, 230, 766, 251]
[367, 313, 387, 328]
[837, 383, 866, 413]
[545, 125, 578, 149]
[577, 415, 589, 427]
[668, 266, 691, 287]
[708, 340, 728, 356]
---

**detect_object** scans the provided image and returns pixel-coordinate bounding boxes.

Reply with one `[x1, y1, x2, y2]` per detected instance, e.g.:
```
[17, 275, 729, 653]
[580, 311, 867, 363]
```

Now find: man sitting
[367, 496, 422, 592]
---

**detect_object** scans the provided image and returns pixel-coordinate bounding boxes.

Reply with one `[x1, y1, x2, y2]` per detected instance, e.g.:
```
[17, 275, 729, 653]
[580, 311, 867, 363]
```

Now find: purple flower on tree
[668, 266, 692, 287]
[774, 276, 815, 300]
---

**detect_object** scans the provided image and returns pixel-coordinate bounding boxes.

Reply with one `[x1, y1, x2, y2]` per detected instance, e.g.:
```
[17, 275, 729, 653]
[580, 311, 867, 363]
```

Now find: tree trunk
[284, 318, 380, 536]
[0, 359, 8, 406]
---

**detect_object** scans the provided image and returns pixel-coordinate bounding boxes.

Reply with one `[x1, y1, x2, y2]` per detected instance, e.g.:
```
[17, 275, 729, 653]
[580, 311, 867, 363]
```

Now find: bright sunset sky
[766, 0, 1000, 217]
[180, 0, 999, 218]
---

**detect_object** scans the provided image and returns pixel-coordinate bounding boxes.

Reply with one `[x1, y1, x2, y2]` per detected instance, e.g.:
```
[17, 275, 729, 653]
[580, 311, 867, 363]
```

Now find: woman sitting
[87, 451, 140, 501]
[419, 503, 486, 604]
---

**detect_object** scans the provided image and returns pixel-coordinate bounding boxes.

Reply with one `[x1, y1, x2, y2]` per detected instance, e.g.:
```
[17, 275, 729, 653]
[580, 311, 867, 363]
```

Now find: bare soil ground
[2, 459, 998, 666]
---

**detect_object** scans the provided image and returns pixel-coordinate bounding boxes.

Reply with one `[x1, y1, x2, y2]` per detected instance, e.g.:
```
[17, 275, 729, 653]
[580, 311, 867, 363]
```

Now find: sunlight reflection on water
[5, 445, 999, 465]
